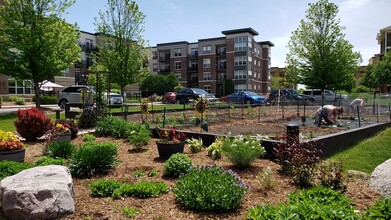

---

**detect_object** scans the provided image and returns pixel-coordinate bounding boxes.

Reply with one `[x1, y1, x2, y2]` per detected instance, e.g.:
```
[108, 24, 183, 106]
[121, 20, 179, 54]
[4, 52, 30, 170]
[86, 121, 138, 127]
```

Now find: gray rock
[346, 170, 370, 181]
[369, 158, 391, 198]
[0, 165, 75, 220]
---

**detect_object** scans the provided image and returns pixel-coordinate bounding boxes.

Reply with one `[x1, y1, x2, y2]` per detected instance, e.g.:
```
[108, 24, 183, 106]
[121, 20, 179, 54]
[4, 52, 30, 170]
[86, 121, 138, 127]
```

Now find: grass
[0, 113, 62, 132]
[327, 127, 391, 174]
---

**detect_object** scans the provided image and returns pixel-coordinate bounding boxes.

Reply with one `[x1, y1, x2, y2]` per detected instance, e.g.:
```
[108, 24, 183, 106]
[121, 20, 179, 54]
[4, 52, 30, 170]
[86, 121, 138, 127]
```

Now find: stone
[0, 165, 75, 219]
[369, 158, 391, 198]
[346, 170, 370, 181]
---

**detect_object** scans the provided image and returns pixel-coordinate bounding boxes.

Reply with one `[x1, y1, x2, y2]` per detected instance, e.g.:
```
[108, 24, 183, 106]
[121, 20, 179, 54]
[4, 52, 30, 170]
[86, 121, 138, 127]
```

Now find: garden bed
[17, 136, 381, 219]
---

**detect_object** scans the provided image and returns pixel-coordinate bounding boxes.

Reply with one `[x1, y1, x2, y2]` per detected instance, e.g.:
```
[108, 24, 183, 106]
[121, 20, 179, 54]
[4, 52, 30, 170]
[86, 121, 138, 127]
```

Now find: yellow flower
[194, 98, 208, 115]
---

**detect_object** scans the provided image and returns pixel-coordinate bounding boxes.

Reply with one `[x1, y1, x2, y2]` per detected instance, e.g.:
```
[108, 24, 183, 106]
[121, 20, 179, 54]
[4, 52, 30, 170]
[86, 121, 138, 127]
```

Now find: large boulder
[369, 158, 391, 198]
[0, 165, 75, 220]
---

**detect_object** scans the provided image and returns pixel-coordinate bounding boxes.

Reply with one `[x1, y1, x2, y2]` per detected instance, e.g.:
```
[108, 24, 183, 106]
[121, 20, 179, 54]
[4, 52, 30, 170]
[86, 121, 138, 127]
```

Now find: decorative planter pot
[52, 133, 72, 142]
[156, 142, 185, 159]
[0, 148, 25, 162]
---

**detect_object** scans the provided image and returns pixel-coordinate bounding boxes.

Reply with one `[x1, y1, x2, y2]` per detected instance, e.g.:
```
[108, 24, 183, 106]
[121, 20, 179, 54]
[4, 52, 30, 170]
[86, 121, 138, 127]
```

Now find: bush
[68, 142, 118, 178]
[163, 153, 193, 178]
[221, 135, 265, 168]
[351, 85, 371, 93]
[174, 166, 248, 211]
[56, 119, 79, 139]
[77, 105, 97, 129]
[207, 138, 223, 160]
[246, 186, 358, 219]
[14, 108, 53, 141]
[363, 198, 391, 220]
[186, 138, 203, 153]
[15, 97, 25, 105]
[8, 95, 22, 102]
[319, 161, 346, 192]
[127, 124, 151, 148]
[0, 160, 34, 180]
[96, 116, 133, 138]
[35, 156, 66, 166]
[112, 180, 169, 199]
[273, 139, 322, 188]
[83, 134, 96, 142]
[32, 95, 58, 104]
[45, 141, 75, 159]
[90, 179, 123, 197]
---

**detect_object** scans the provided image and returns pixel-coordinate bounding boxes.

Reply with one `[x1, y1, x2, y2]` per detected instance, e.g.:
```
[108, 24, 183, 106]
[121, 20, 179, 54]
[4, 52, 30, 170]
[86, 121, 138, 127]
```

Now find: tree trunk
[34, 81, 41, 108]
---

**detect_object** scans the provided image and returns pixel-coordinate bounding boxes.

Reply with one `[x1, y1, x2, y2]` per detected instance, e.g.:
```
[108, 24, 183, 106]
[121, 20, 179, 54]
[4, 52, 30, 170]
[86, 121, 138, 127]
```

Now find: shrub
[133, 169, 146, 177]
[163, 153, 193, 178]
[0, 160, 34, 180]
[186, 138, 203, 153]
[14, 108, 53, 141]
[363, 198, 391, 220]
[90, 179, 123, 197]
[246, 186, 358, 219]
[15, 97, 25, 105]
[96, 116, 133, 138]
[273, 139, 322, 188]
[128, 124, 151, 148]
[207, 137, 223, 160]
[35, 156, 66, 166]
[174, 166, 248, 211]
[8, 95, 24, 104]
[319, 160, 346, 192]
[32, 95, 58, 104]
[351, 85, 371, 93]
[220, 135, 265, 168]
[68, 142, 118, 178]
[77, 104, 97, 128]
[56, 119, 79, 139]
[257, 166, 276, 191]
[45, 141, 75, 159]
[122, 207, 138, 218]
[112, 180, 169, 199]
[82, 134, 96, 142]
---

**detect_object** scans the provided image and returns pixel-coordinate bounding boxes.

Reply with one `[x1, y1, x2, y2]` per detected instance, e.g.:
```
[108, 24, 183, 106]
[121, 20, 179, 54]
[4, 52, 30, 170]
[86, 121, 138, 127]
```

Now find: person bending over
[349, 98, 365, 112]
[314, 105, 343, 126]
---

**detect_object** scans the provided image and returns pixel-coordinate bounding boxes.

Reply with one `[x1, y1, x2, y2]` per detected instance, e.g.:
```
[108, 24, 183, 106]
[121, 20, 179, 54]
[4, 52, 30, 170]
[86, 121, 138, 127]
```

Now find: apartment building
[149, 28, 274, 96]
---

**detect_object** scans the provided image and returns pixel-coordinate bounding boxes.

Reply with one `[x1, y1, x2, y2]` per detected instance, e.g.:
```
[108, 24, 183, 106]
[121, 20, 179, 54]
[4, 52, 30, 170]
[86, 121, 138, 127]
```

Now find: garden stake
[377, 103, 379, 123]
[162, 107, 166, 128]
[297, 100, 300, 117]
[258, 105, 261, 122]
[151, 99, 155, 123]
[357, 105, 361, 128]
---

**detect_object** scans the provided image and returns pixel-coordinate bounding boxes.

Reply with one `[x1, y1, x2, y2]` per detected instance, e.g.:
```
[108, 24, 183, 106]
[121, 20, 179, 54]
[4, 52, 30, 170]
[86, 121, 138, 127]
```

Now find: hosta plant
[186, 138, 203, 153]
[163, 153, 193, 178]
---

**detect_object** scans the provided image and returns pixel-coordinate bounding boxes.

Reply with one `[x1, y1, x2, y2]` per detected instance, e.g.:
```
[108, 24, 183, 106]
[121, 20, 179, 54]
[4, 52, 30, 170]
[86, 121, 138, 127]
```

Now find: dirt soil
[15, 135, 380, 220]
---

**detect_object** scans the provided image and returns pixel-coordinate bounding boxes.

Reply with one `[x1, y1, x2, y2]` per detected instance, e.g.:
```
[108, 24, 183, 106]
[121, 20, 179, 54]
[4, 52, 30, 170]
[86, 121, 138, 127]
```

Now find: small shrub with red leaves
[14, 108, 53, 142]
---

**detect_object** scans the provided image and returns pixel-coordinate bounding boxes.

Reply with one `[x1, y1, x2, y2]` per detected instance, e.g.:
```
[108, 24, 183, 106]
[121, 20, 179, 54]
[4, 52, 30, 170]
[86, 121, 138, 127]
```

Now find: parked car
[103, 92, 123, 107]
[58, 85, 94, 109]
[162, 92, 176, 104]
[175, 88, 218, 104]
[225, 91, 266, 104]
[302, 89, 349, 105]
[266, 89, 315, 103]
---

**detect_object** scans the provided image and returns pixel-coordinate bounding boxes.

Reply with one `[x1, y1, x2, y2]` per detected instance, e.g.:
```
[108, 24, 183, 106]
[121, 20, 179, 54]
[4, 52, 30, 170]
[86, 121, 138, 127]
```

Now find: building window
[203, 59, 210, 68]
[204, 85, 211, 93]
[152, 51, 158, 59]
[203, 72, 211, 80]
[190, 48, 198, 58]
[175, 73, 182, 81]
[234, 56, 247, 66]
[63, 69, 69, 77]
[234, 70, 247, 79]
[234, 36, 247, 51]
[85, 38, 93, 51]
[234, 84, 246, 92]
[153, 63, 158, 72]
[174, 61, 181, 70]
[202, 45, 211, 54]
[174, 48, 182, 56]
[8, 79, 32, 95]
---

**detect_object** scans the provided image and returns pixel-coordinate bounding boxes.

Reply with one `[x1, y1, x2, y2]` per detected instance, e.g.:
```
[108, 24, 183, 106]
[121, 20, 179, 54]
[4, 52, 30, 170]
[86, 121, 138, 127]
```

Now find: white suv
[58, 85, 94, 109]
[302, 89, 349, 105]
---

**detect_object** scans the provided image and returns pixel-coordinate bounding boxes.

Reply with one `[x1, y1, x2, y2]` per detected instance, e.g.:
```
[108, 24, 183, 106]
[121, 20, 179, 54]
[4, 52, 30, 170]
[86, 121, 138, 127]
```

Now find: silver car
[58, 85, 94, 109]
[103, 92, 124, 107]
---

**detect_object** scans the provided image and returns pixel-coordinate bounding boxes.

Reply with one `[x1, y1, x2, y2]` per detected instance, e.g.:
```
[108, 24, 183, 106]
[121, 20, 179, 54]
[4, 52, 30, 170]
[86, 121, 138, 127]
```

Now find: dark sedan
[226, 91, 266, 104]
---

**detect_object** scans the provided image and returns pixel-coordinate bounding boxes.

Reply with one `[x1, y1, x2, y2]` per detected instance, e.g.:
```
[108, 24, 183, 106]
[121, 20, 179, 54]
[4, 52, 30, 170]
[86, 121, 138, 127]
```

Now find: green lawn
[0, 113, 61, 132]
[327, 127, 391, 174]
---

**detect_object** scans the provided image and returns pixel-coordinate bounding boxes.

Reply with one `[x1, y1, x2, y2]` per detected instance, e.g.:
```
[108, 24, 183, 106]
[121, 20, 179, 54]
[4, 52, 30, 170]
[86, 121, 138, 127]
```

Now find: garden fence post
[357, 105, 361, 127]
[163, 107, 166, 128]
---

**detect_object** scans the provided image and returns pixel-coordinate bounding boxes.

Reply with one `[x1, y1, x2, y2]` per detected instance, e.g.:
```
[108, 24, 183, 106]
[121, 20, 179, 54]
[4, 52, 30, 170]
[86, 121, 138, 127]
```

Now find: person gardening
[314, 105, 343, 127]
[349, 98, 365, 112]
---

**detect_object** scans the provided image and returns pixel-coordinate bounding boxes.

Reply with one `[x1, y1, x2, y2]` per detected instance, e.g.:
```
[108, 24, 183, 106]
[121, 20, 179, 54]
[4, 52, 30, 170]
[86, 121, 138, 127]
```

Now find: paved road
[0, 105, 59, 115]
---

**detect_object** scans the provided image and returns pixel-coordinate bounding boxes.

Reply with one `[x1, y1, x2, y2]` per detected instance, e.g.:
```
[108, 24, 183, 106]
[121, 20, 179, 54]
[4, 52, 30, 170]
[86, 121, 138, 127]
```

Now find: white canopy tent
[39, 80, 64, 91]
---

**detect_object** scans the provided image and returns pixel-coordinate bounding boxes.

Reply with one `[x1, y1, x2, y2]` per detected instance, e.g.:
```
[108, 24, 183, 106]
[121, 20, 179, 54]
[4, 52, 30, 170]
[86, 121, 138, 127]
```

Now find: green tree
[286, 0, 361, 96]
[94, 0, 150, 98]
[362, 50, 391, 91]
[270, 77, 292, 90]
[0, 0, 81, 108]
[140, 73, 179, 96]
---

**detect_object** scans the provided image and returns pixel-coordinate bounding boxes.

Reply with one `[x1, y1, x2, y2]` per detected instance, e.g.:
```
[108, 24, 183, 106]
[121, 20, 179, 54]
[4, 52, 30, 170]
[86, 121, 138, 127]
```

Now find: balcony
[187, 81, 198, 87]
[159, 54, 170, 62]
[216, 51, 226, 57]
[159, 67, 170, 73]
[189, 52, 198, 59]
[217, 63, 227, 72]
[80, 43, 96, 53]
[188, 66, 198, 72]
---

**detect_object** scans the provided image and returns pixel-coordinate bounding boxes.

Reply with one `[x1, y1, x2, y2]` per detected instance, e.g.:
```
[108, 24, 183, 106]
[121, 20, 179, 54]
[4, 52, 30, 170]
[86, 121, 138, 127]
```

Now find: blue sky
[64, 0, 391, 68]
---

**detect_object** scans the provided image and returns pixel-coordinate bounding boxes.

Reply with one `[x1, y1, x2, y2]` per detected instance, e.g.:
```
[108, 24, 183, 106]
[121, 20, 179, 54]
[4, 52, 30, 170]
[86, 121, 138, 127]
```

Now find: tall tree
[286, 0, 361, 95]
[94, 0, 150, 98]
[361, 50, 391, 91]
[0, 0, 81, 108]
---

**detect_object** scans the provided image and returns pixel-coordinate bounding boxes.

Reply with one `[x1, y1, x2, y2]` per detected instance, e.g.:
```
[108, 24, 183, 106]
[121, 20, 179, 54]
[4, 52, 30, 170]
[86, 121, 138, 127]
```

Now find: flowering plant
[0, 130, 24, 151]
[157, 127, 187, 144]
[53, 123, 71, 135]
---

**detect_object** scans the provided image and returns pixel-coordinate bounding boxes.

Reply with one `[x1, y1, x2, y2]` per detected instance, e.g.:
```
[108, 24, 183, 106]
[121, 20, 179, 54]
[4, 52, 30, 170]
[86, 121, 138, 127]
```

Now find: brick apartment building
[148, 28, 274, 96]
